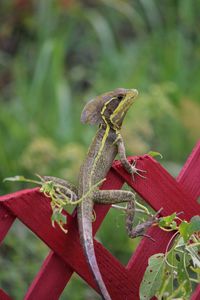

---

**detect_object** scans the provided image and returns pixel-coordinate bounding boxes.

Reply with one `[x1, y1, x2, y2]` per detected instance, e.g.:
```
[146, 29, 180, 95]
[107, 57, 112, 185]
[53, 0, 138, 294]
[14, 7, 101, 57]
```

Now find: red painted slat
[0, 289, 12, 300]
[176, 141, 200, 300]
[24, 170, 124, 299]
[191, 284, 200, 300]
[0, 179, 137, 299]
[0, 141, 199, 299]
[0, 206, 15, 245]
[112, 144, 200, 299]
[113, 155, 200, 219]
[114, 154, 198, 295]
[177, 140, 200, 199]
[24, 252, 73, 300]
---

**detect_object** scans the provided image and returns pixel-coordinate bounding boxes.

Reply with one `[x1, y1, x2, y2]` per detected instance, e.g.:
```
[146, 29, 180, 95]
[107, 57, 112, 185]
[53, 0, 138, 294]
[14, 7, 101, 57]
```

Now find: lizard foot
[128, 220, 156, 241]
[130, 160, 147, 180]
[128, 208, 163, 241]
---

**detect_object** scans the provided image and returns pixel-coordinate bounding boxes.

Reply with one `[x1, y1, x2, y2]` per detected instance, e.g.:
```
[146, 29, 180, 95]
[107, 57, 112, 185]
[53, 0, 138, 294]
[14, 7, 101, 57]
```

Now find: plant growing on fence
[140, 213, 200, 300]
[5, 174, 200, 299]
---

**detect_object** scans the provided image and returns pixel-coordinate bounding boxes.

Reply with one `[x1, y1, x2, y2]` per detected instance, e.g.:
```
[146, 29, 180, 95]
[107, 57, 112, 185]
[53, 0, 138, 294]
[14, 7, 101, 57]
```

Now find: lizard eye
[117, 94, 124, 101]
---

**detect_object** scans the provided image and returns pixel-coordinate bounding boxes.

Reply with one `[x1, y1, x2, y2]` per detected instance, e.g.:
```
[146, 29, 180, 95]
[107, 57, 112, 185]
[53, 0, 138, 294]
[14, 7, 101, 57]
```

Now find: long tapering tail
[78, 202, 111, 300]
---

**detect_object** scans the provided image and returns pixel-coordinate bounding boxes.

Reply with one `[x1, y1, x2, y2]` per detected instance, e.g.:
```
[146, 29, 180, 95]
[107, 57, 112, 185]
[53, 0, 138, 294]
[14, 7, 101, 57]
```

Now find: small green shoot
[148, 151, 163, 159]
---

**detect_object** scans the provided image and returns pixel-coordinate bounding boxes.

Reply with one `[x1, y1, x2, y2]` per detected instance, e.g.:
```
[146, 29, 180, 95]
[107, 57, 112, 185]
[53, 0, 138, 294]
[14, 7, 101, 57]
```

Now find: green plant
[140, 214, 200, 300]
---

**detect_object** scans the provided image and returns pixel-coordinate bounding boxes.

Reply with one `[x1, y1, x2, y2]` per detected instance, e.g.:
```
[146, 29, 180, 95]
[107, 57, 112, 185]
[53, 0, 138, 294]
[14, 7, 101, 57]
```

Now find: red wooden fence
[0, 141, 200, 300]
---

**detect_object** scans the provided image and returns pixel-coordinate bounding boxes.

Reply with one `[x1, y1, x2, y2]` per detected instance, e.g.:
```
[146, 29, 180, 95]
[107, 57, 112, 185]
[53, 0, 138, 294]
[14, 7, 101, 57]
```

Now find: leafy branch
[4, 175, 104, 233]
[140, 213, 200, 300]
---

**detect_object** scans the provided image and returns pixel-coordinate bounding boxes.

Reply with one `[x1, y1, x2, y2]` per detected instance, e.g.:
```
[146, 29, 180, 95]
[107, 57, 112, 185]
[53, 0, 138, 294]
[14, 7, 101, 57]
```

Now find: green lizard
[44, 88, 146, 299]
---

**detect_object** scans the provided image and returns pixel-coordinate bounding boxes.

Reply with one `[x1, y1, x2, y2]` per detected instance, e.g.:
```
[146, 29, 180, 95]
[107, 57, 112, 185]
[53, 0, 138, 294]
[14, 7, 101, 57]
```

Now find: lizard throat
[89, 120, 110, 188]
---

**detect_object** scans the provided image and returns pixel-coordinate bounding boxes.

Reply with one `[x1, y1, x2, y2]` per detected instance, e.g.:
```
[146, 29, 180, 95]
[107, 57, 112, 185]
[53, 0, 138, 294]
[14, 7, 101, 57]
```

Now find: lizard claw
[131, 160, 147, 180]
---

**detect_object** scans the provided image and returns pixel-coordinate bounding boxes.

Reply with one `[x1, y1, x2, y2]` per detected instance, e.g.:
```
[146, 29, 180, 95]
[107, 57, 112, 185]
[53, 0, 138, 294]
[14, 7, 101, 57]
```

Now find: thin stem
[164, 231, 179, 269]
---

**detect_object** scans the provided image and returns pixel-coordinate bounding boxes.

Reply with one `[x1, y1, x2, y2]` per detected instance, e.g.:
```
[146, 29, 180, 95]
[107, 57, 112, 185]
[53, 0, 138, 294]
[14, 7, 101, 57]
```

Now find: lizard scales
[77, 88, 138, 299]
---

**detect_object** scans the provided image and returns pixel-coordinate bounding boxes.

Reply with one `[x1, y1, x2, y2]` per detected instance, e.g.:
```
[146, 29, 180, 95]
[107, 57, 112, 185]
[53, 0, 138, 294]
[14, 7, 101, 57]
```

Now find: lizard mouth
[130, 88, 138, 97]
[110, 88, 138, 128]
[126, 88, 138, 104]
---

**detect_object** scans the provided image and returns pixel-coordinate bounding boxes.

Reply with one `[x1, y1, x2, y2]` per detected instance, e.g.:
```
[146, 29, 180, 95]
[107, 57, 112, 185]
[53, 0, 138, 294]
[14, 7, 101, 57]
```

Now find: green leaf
[179, 216, 200, 243]
[179, 221, 190, 242]
[176, 251, 192, 296]
[156, 266, 172, 299]
[159, 213, 177, 228]
[140, 253, 165, 300]
[186, 245, 200, 268]
[4, 175, 28, 182]
[189, 216, 200, 234]
[167, 247, 176, 267]
[171, 220, 178, 230]
[176, 236, 185, 248]
[190, 266, 200, 274]
[158, 251, 175, 297]
[3, 175, 41, 185]
[147, 151, 163, 159]
[40, 180, 55, 194]
[51, 211, 67, 225]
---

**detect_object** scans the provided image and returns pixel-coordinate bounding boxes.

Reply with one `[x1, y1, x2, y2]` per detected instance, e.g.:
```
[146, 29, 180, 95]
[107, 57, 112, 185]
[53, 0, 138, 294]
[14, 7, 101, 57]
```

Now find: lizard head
[81, 88, 138, 129]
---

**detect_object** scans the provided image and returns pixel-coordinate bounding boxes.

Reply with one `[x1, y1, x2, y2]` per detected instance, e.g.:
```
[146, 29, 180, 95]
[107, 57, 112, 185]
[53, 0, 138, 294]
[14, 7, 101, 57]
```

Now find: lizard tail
[78, 205, 111, 300]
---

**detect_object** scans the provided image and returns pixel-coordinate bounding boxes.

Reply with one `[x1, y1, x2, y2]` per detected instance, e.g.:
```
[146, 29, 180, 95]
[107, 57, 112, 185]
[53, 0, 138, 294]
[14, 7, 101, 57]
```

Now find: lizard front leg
[116, 136, 146, 180]
[42, 176, 78, 202]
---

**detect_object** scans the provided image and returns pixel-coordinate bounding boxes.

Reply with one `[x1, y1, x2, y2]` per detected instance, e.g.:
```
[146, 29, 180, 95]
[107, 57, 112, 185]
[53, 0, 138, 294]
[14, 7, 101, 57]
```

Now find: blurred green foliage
[0, 0, 200, 298]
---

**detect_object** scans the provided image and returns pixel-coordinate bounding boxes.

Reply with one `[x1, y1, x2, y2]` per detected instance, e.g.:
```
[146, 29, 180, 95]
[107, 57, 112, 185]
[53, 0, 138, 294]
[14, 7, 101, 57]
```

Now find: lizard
[43, 88, 146, 299]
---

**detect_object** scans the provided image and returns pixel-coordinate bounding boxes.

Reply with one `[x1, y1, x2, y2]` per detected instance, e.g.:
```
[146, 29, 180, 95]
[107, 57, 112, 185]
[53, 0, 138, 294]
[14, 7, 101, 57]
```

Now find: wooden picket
[0, 141, 200, 300]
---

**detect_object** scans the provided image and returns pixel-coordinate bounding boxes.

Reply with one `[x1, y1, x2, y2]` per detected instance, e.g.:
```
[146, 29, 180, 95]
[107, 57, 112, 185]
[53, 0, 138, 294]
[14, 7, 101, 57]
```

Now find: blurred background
[0, 0, 199, 299]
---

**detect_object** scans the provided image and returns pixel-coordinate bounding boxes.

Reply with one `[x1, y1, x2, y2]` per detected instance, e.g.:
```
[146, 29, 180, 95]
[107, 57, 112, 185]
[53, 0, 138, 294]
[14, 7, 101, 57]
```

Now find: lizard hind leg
[127, 209, 162, 241]
[93, 190, 135, 205]
[93, 189, 136, 235]
[93, 190, 156, 240]
[125, 196, 135, 237]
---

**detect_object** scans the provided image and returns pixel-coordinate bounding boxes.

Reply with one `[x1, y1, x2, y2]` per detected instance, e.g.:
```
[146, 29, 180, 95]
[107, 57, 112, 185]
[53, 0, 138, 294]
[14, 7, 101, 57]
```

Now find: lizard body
[45, 88, 144, 299]
[77, 88, 140, 299]
[77, 127, 118, 300]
